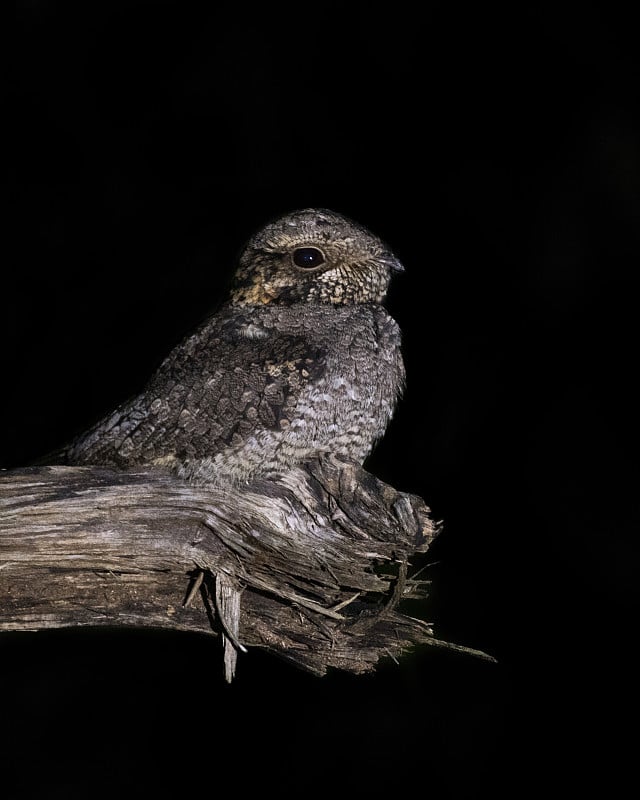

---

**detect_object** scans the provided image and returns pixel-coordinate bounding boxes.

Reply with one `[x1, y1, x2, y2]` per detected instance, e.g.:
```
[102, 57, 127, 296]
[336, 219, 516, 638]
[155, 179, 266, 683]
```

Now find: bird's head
[229, 208, 404, 307]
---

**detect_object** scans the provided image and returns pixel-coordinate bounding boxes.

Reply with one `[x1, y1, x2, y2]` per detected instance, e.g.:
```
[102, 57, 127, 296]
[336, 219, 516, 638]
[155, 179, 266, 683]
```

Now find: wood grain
[0, 456, 493, 679]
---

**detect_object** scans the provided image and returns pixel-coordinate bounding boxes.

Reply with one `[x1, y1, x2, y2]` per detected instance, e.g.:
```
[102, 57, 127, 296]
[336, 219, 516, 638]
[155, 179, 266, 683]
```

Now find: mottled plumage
[62, 208, 405, 484]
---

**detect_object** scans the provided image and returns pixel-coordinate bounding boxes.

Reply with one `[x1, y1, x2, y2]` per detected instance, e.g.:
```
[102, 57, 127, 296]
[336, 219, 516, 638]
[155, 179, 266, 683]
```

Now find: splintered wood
[0, 455, 493, 679]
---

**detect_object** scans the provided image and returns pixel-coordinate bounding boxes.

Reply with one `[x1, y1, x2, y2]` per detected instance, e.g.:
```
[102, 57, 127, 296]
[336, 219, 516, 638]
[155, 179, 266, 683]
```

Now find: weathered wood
[0, 456, 494, 679]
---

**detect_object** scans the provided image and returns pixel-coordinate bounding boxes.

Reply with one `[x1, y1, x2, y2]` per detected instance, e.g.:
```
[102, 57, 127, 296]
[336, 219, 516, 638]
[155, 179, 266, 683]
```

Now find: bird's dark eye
[292, 247, 325, 269]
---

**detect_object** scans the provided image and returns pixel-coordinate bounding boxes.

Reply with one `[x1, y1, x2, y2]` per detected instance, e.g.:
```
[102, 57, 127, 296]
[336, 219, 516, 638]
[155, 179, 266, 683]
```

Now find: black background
[3, 2, 639, 797]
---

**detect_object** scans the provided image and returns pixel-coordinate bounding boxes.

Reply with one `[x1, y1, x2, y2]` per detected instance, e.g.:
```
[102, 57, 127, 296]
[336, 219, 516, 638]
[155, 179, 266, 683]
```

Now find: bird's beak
[378, 252, 405, 273]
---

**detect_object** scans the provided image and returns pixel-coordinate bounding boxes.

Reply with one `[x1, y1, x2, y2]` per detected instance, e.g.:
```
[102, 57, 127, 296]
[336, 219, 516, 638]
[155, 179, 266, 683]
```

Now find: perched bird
[59, 208, 405, 484]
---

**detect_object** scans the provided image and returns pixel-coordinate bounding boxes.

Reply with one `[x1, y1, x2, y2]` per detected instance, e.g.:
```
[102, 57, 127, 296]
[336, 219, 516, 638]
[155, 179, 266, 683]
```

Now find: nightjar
[60, 208, 406, 484]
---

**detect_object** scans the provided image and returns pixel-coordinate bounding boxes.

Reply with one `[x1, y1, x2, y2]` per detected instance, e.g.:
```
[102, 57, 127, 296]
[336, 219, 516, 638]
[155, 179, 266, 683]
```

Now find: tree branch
[0, 455, 494, 680]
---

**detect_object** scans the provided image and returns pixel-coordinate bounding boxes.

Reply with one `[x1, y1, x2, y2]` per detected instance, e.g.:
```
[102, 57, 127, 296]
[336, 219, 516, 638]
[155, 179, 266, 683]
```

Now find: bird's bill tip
[379, 253, 405, 273]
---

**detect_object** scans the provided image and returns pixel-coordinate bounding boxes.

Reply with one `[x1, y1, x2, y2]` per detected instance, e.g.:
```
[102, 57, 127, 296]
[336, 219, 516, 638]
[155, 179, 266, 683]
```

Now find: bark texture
[0, 456, 493, 680]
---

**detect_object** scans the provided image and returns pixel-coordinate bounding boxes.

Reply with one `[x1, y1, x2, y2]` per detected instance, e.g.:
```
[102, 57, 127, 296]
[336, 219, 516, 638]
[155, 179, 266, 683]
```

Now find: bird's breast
[263, 304, 404, 463]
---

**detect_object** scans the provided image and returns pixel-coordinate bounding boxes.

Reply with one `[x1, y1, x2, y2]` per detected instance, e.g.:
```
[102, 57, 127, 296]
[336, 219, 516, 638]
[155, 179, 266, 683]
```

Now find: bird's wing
[63, 308, 326, 468]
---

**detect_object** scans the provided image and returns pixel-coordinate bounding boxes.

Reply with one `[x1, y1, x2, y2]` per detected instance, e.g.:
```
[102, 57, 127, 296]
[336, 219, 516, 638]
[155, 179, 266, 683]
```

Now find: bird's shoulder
[153, 303, 332, 384]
